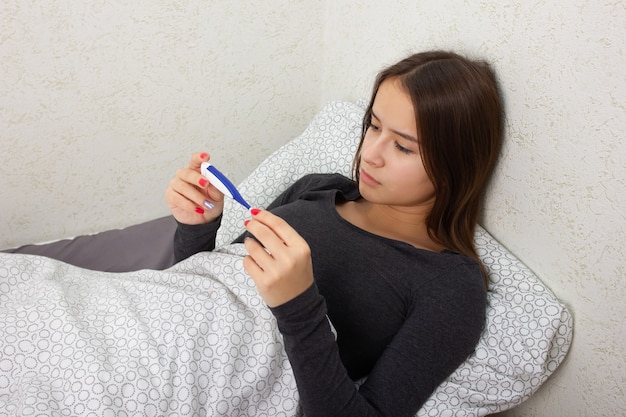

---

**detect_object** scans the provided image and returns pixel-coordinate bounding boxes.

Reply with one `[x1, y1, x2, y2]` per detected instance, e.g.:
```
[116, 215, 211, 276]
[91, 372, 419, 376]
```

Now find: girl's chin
[358, 183, 383, 202]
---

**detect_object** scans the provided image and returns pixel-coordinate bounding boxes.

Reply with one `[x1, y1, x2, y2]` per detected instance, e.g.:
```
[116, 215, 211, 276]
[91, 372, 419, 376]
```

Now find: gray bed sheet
[4, 216, 178, 272]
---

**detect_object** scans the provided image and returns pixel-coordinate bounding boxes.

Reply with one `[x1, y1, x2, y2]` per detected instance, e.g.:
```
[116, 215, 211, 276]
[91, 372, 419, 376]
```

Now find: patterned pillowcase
[218, 101, 573, 416]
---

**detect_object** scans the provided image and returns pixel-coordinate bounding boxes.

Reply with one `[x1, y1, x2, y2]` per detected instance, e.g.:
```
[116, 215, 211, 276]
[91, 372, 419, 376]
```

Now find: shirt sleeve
[271, 262, 486, 417]
[173, 217, 222, 263]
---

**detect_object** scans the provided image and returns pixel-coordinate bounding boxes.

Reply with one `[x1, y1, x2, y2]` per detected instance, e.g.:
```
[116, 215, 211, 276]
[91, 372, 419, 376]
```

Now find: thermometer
[200, 162, 251, 211]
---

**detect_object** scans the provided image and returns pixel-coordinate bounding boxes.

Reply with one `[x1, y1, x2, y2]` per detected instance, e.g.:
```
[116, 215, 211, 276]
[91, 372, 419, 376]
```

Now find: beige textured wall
[1, 0, 323, 248]
[2, 0, 625, 416]
[319, 1, 625, 416]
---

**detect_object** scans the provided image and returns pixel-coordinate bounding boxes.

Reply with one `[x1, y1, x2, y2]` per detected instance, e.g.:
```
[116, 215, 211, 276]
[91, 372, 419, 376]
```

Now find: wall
[1, 0, 323, 248]
[2, 0, 625, 416]
[319, 1, 625, 416]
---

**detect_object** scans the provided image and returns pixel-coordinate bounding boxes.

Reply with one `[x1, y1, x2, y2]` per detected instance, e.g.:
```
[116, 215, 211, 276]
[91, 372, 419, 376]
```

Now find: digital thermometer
[200, 162, 251, 211]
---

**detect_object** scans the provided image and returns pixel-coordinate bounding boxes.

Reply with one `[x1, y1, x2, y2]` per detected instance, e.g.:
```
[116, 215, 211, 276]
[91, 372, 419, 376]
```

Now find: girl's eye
[395, 142, 414, 155]
[368, 121, 380, 131]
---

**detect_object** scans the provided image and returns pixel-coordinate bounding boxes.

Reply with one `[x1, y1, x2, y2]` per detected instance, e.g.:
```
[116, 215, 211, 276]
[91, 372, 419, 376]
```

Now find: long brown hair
[353, 51, 504, 283]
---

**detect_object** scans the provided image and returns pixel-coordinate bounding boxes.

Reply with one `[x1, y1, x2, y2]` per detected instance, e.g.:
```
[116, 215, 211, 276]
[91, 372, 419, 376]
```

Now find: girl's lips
[360, 169, 380, 186]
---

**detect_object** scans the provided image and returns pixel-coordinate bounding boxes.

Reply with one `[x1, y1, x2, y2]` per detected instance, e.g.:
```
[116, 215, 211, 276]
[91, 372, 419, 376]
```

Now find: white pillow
[217, 101, 573, 417]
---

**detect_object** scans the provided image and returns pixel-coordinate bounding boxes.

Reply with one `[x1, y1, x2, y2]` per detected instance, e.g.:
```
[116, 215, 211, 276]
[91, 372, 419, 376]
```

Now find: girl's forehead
[373, 79, 417, 134]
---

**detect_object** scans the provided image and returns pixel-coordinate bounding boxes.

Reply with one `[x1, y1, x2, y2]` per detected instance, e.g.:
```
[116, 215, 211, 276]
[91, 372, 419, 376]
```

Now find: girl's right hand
[164, 152, 225, 225]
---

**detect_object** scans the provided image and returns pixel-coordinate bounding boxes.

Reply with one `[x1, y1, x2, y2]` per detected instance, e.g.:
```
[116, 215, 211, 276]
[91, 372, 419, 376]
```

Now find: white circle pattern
[0, 246, 299, 416]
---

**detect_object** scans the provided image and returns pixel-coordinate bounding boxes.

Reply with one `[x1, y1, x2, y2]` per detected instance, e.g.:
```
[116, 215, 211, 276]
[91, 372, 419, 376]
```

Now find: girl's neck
[337, 199, 445, 252]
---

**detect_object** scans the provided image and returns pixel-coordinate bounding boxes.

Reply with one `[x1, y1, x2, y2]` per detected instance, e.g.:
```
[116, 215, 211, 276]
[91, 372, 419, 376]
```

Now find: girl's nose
[361, 136, 385, 167]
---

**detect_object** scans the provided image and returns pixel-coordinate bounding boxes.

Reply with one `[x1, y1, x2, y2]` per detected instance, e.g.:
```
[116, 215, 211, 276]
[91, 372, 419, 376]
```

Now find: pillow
[218, 101, 573, 416]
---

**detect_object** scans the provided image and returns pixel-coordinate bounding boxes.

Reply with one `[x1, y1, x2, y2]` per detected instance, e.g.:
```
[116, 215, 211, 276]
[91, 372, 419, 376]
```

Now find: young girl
[165, 50, 503, 416]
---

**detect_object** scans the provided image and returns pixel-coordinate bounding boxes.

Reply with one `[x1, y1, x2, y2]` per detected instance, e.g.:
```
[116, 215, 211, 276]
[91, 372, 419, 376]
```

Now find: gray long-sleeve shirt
[174, 173, 486, 417]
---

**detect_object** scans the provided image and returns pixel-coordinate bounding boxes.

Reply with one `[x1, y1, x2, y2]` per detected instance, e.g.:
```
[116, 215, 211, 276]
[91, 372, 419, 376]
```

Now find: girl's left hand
[243, 209, 314, 308]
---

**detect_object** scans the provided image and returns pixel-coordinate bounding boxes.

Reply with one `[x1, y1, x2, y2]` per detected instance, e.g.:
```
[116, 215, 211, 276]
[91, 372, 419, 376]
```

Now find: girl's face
[358, 78, 436, 212]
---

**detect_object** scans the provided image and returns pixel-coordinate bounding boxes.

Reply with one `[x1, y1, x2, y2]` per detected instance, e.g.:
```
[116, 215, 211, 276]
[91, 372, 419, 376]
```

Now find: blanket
[0, 246, 299, 417]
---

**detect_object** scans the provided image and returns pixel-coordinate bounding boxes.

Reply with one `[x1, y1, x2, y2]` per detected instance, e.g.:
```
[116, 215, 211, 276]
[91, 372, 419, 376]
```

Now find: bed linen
[0, 245, 299, 417]
[2, 101, 573, 416]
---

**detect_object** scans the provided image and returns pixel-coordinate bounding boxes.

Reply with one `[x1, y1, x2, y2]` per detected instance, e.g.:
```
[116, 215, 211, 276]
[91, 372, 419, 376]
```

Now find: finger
[183, 152, 211, 185]
[168, 175, 210, 205]
[168, 178, 225, 220]
[242, 254, 263, 277]
[189, 151, 210, 168]
[177, 166, 210, 190]
[165, 185, 206, 218]
[175, 165, 225, 203]
[245, 219, 289, 261]
[243, 237, 273, 271]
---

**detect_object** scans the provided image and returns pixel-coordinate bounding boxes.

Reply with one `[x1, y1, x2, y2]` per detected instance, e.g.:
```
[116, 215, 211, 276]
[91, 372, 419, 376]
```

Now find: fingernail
[244, 220, 250, 226]
[250, 208, 261, 216]
[195, 207, 205, 214]
[200, 152, 208, 159]
[199, 178, 208, 187]
[203, 200, 214, 210]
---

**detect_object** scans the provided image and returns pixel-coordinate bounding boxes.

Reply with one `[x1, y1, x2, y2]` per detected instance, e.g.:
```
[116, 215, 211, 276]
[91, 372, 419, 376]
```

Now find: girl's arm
[246, 210, 485, 416]
[173, 217, 222, 263]
[271, 264, 486, 417]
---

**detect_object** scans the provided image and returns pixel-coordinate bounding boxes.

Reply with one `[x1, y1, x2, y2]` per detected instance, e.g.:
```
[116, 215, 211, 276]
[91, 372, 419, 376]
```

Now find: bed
[2, 101, 573, 416]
